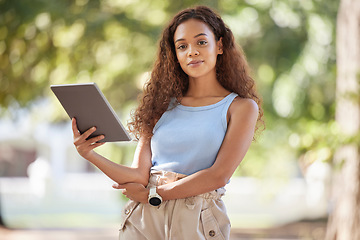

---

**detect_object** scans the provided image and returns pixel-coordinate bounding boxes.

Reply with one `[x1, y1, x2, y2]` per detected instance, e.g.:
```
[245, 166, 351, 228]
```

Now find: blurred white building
[0, 99, 330, 229]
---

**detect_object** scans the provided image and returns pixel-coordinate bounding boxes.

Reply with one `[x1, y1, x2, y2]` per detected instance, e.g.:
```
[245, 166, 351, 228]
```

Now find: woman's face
[173, 19, 222, 80]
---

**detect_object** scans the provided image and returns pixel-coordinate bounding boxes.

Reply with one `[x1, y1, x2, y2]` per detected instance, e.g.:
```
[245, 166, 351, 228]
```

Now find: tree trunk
[326, 0, 360, 239]
[0, 198, 4, 227]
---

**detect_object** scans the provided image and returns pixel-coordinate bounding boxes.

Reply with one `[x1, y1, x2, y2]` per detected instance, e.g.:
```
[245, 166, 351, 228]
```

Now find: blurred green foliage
[0, 0, 339, 178]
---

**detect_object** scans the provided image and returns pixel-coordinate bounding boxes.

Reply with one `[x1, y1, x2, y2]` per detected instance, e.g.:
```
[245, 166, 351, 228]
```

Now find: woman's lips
[187, 60, 204, 67]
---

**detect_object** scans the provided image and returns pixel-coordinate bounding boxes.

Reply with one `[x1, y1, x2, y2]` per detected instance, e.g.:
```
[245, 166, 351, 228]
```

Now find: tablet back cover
[51, 83, 131, 142]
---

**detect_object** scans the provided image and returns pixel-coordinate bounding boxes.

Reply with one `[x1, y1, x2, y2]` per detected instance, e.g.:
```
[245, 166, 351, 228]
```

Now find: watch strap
[149, 187, 157, 196]
[148, 187, 162, 206]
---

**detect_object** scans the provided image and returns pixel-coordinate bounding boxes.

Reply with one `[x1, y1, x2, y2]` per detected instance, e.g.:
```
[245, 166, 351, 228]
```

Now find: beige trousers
[119, 171, 231, 240]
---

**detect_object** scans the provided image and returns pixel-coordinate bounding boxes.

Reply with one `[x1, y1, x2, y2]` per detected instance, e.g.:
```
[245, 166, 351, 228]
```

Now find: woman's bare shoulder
[229, 97, 259, 121]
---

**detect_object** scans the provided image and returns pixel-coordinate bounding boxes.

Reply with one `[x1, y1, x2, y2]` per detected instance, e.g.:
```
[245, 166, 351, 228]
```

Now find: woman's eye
[177, 45, 186, 50]
[198, 40, 207, 45]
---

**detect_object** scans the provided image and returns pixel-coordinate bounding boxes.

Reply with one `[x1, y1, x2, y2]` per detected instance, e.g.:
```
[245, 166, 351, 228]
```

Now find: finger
[72, 118, 81, 137]
[112, 183, 121, 189]
[75, 135, 104, 153]
[74, 129, 100, 147]
[82, 126, 97, 140]
[113, 183, 126, 189]
[85, 134, 105, 145]
[94, 134, 105, 142]
[88, 141, 105, 151]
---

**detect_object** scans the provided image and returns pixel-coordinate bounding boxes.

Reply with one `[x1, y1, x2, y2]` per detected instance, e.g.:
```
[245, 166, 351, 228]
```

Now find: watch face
[149, 197, 161, 206]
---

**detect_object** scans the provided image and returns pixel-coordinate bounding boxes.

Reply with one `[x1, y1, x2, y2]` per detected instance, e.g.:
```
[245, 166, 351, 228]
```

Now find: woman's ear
[217, 37, 223, 55]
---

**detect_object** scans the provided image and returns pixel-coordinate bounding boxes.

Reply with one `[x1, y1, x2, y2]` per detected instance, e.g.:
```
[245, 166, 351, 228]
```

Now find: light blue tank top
[150, 93, 238, 175]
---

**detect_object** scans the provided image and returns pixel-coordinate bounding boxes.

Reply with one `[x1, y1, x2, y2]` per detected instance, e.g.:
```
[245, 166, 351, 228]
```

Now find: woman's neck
[186, 74, 229, 98]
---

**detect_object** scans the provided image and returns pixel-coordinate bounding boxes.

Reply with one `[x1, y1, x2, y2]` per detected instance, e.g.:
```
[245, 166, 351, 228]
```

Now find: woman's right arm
[72, 118, 152, 186]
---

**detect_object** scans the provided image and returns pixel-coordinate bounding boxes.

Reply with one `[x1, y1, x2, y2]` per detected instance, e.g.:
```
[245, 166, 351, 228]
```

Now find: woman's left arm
[116, 98, 259, 203]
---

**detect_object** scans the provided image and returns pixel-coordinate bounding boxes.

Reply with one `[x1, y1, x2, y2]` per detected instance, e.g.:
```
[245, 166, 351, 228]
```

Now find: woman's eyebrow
[194, 33, 207, 38]
[175, 33, 208, 43]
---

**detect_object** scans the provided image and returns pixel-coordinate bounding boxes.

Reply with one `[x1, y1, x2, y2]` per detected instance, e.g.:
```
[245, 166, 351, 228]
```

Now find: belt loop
[185, 197, 195, 210]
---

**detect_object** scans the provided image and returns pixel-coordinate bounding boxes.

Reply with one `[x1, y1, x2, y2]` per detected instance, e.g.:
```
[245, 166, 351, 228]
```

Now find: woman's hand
[113, 182, 149, 204]
[72, 118, 105, 159]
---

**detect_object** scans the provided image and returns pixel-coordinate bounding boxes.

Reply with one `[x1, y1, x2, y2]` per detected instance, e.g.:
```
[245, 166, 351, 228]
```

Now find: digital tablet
[51, 83, 132, 142]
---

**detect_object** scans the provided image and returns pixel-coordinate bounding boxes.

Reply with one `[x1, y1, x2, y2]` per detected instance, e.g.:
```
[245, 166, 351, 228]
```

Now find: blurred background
[0, 0, 352, 239]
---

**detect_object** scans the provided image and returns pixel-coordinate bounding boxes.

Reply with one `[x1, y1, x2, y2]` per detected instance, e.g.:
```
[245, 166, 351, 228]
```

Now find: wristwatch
[148, 187, 162, 206]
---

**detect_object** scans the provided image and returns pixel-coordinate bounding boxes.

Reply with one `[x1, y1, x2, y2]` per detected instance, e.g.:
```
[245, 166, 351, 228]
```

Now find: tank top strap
[221, 93, 238, 130]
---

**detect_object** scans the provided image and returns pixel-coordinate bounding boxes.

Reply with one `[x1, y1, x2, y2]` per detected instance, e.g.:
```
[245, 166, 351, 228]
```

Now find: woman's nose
[187, 45, 199, 57]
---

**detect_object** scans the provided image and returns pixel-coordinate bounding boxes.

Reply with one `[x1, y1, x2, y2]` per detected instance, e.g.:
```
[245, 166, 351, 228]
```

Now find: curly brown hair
[128, 6, 264, 140]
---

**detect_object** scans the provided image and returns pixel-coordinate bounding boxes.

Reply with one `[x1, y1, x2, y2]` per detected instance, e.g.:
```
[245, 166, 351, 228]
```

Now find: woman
[72, 5, 263, 240]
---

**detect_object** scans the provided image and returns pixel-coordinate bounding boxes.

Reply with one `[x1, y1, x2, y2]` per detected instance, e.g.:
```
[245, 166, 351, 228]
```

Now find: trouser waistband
[148, 170, 226, 200]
